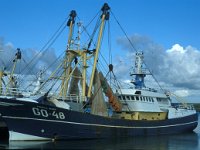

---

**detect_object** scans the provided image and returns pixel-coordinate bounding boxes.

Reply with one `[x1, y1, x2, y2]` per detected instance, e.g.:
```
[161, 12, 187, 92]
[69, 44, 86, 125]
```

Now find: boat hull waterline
[0, 98, 198, 141]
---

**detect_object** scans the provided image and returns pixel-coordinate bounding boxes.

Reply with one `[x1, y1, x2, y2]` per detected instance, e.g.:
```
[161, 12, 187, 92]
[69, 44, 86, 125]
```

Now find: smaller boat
[0, 3, 198, 141]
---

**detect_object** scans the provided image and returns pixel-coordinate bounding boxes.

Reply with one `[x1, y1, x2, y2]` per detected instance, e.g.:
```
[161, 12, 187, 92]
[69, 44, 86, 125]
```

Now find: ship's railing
[140, 87, 158, 92]
[57, 94, 86, 103]
[0, 86, 87, 104]
[0, 87, 24, 97]
[173, 103, 195, 110]
[180, 104, 195, 110]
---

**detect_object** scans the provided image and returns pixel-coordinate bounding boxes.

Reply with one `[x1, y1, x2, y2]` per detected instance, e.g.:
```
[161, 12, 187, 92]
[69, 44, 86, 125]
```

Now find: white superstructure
[114, 51, 196, 120]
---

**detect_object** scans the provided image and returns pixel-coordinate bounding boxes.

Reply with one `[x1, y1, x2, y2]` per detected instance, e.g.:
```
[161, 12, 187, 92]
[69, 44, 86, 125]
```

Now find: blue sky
[0, 0, 200, 50]
[1, 0, 200, 102]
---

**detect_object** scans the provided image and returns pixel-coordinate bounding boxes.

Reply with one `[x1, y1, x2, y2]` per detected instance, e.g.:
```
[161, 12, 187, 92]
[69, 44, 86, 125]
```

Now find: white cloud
[162, 44, 200, 89]
[0, 38, 58, 75]
[0, 37, 61, 94]
[173, 89, 189, 97]
[166, 44, 186, 53]
[1, 35, 200, 102]
[115, 34, 200, 102]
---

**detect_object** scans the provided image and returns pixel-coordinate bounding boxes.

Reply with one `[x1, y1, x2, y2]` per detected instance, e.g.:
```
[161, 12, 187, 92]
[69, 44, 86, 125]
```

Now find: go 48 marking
[32, 107, 65, 119]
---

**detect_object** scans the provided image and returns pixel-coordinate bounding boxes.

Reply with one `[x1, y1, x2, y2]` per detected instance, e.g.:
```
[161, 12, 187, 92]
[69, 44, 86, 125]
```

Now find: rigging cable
[24, 50, 65, 92]
[110, 11, 137, 52]
[87, 17, 101, 50]
[5, 52, 18, 71]
[44, 65, 64, 96]
[21, 17, 69, 75]
[76, 11, 101, 48]
[104, 68, 131, 112]
[111, 11, 164, 92]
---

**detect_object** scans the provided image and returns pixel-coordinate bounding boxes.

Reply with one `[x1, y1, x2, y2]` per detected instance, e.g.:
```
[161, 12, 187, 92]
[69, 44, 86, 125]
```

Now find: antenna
[130, 51, 150, 89]
[75, 21, 82, 49]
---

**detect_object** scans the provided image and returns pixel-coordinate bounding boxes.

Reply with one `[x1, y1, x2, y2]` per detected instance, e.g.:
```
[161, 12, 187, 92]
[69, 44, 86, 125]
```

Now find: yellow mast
[87, 3, 110, 98]
[5, 48, 21, 95]
[0, 51, 2, 94]
[0, 51, 6, 95]
[11, 48, 21, 76]
[0, 70, 3, 94]
[82, 51, 87, 98]
[60, 10, 77, 98]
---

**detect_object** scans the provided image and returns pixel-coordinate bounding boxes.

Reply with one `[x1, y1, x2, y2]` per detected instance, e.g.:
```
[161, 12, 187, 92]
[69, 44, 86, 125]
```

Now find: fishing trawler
[0, 3, 198, 141]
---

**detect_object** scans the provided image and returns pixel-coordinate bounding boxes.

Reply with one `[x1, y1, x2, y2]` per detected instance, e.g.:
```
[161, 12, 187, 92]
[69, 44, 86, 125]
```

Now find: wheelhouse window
[126, 96, 130, 100]
[136, 96, 139, 100]
[146, 97, 149, 102]
[135, 91, 141, 94]
[144, 97, 147, 101]
[157, 98, 169, 104]
[131, 96, 135, 100]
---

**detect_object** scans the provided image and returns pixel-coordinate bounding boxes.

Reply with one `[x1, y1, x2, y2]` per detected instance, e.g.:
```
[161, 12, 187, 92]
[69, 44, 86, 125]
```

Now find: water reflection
[0, 132, 199, 150]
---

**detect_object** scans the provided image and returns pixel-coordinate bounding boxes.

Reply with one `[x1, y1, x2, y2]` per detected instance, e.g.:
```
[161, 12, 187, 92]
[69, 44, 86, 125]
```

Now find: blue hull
[0, 98, 198, 140]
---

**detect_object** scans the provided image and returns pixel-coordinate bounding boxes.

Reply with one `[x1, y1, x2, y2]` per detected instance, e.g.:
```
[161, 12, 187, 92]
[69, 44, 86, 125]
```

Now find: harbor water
[1, 114, 200, 150]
